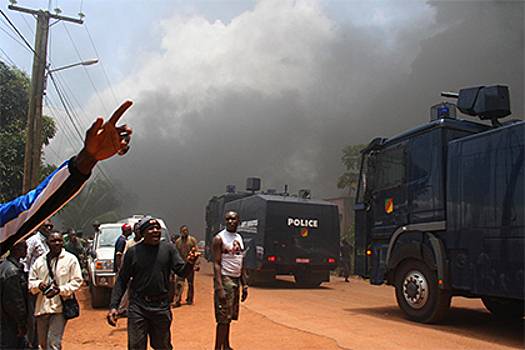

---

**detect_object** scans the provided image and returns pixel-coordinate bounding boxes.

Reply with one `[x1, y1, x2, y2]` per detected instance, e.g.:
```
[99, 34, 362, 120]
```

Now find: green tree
[0, 61, 56, 201]
[337, 144, 365, 196]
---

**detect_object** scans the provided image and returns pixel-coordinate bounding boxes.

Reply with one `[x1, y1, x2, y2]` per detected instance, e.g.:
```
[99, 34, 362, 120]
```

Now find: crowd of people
[0, 98, 352, 350]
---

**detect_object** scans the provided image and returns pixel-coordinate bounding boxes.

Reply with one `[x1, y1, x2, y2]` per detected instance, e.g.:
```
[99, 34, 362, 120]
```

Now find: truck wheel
[90, 285, 110, 308]
[481, 296, 525, 319]
[294, 274, 322, 288]
[394, 259, 451, 323]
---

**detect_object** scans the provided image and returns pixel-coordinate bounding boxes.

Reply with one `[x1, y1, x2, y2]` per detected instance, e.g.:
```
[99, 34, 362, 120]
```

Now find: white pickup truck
[87, 218, 172, 308]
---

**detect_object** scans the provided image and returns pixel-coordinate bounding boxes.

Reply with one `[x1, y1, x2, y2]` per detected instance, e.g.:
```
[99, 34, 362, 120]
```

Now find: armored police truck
[354, 85, 524, 323]
[206, 179, 340, 287]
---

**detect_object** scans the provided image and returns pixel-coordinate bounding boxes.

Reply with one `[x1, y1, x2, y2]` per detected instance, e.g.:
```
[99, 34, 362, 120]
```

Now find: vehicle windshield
[97, 227, 122, 247]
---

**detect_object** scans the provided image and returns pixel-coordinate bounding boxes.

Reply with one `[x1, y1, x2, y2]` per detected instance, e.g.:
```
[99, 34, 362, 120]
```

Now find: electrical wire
[0, 9, 38, 56]
[62, 22, 109, 114]
[0, 47, 17, 66]
[0, 23, 34, 54]
[84, 23, 119, 105]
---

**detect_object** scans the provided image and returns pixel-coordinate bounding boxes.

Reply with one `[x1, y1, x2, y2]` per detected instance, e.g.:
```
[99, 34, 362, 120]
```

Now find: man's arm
[114, 238, 126, 271]
[3, 274, 28, 332]
[0, 100, 133, 255]
[212, 235, 226, 303]
[170, 244, 194, 278]
[109, 249, 132, 311]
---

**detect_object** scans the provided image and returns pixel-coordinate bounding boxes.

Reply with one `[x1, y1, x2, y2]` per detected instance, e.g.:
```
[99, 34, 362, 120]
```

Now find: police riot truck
[354, 85, 524, 323]
[206, 178, 340, 287]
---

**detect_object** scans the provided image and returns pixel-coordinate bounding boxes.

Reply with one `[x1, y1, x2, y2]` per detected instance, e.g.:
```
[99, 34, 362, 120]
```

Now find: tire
[481, 296, 525, 319]
[394, 259, 451, 323]
[294, 273, 322, 288]
[90, 285, 110, 308]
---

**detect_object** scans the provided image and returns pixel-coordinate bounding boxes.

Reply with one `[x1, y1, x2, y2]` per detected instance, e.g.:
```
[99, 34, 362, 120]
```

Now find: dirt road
[63, 263, 524, 349]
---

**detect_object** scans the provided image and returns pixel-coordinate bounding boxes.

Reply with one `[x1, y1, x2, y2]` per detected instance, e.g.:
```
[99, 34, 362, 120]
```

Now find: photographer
[28, 232, 82, 350]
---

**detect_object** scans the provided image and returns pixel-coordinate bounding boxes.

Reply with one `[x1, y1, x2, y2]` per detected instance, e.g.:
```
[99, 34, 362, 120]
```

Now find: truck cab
[354, 85, 524, 323]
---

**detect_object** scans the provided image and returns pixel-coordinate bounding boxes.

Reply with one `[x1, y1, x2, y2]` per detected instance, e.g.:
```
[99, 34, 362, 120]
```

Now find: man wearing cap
[114, 224, 132, 273]
[107, 217, 199, 350]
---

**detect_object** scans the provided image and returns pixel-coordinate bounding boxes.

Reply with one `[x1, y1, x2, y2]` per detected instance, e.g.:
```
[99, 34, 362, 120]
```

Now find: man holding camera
[28, 232, 82, 350]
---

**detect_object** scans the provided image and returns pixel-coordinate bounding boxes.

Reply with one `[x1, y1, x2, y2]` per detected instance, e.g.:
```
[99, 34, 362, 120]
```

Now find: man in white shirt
[29, 232, 82, 350]
[212, 211, 248, 350]
[24, 220, 53, 272]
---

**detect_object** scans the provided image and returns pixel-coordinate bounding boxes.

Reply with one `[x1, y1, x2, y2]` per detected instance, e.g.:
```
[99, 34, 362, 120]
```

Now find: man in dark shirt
[107, 217, 199, 350]
[0, 241, 29, 349]
[114, 224, 132, 272]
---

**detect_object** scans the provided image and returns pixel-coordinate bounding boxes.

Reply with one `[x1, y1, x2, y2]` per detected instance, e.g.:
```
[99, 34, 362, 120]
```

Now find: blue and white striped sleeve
[0, 157, 90, 254]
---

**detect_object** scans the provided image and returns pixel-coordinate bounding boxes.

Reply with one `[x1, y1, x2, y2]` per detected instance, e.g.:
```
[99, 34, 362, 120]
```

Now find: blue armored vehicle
[354, 85, 524, 323]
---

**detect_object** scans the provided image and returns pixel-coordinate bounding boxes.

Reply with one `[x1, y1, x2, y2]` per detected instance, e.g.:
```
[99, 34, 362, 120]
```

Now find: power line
[48, 72, 84, 140]
[62, 22, 109, 114]
[0, 22, 34, 54]
[0, 47, 17, 66]
[0, 9, 38, 56]
[84, 23, 119, 105]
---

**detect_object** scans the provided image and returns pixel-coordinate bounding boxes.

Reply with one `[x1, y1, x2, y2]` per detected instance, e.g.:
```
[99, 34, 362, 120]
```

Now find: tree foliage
[0, 61, 56, 201]
[337, 144, 365, 196]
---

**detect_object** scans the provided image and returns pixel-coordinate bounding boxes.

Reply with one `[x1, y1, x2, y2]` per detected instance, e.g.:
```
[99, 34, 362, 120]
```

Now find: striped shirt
[0, 157, 89, 254]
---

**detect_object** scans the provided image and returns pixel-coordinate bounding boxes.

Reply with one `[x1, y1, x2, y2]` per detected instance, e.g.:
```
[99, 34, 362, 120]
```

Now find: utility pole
[8, 4, 83, 193]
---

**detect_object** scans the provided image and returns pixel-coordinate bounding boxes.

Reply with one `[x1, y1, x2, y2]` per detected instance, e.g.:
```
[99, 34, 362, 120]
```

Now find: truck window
[408, 133, 432, 181]
[371, 143, 406, 191]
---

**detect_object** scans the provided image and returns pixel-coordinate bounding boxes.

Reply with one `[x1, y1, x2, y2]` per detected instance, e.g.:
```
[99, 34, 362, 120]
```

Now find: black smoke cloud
[104, 0, 523, 238]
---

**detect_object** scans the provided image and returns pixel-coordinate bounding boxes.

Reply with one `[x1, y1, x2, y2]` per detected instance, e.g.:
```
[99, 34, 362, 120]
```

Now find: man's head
[40, 219, 54, 237]
[180, 225, 189, 238]
[140, 217, 162, 246]
[224, 211, 240, 233]
[122, 223, 132, 238]
[10, 240, 27, 260]
[133, 222, 142, 241]
[47, 232, 64, 257]
[67, 228, 77, 242]
[92, 221, 100, 231]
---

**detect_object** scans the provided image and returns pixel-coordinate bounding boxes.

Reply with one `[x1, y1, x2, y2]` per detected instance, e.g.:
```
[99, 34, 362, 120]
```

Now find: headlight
[95, 259, 114, 270]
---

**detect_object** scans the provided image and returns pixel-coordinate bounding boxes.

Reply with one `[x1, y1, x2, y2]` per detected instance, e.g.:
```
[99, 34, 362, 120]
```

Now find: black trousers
[127, 300, 172, 350]
[0, 323, 28, 349]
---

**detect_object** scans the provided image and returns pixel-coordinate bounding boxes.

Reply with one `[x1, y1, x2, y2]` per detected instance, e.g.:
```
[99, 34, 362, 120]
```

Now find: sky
[1, 0, 524, 237]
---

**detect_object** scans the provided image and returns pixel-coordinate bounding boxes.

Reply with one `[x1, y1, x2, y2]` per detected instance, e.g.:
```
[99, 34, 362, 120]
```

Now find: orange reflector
[267, 255, 277, 263]
[366, 249, 372, 256]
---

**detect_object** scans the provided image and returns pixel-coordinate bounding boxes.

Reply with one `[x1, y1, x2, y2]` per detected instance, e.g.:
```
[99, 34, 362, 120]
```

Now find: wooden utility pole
[8, 4, 83, 192]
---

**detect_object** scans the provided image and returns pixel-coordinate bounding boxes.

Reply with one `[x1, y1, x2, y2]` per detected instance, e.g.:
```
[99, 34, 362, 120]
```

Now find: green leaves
[337, 144, 365, 196]
[0, 61, 56, 201]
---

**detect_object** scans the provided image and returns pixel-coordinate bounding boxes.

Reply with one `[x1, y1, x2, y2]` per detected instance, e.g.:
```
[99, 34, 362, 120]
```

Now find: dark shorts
[214, 275, 240, 324]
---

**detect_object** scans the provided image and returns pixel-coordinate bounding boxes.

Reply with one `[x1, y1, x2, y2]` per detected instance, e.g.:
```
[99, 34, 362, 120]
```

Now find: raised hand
[84, 100, 134, 161]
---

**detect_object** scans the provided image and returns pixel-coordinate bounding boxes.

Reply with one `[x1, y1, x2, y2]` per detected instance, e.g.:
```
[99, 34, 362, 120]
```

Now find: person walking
[212, 211, 248, 350]
[0, 241, 29, 349]
[173, 225, 198, 307]
[107, 217, 199, 350]
[340, 239, 352, 283]
[28, 232, 82, 350]
[24, 219, 53, 348]
[114, 224, 132, 273]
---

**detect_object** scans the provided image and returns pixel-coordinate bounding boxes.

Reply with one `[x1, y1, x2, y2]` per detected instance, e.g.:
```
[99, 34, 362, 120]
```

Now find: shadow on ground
[347, 305, 525, 348]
